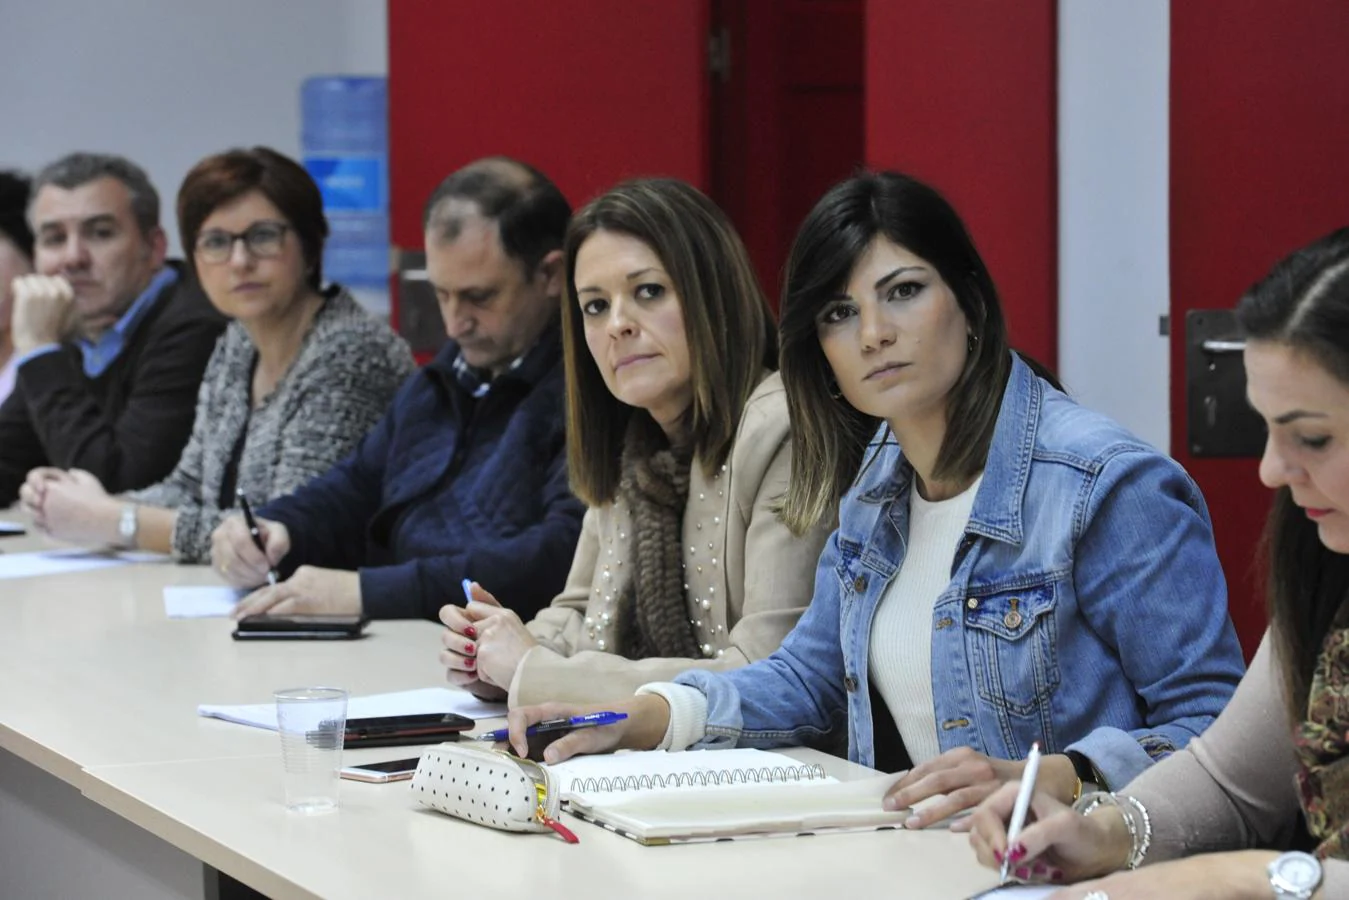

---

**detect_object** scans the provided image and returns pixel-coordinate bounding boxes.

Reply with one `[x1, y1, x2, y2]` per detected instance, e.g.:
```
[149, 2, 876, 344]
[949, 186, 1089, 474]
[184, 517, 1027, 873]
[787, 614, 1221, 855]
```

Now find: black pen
[235, 488, 279, 586]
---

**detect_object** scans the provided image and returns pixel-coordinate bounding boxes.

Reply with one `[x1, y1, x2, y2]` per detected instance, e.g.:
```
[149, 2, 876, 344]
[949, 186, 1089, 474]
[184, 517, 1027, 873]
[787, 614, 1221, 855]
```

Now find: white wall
[1058, 0, 1171, 451]
[0, 0, 387, 259]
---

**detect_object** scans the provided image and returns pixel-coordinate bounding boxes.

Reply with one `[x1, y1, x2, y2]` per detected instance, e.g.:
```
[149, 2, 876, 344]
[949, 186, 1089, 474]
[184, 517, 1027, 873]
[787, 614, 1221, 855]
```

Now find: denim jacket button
[966, 597, 979, 610]
[844, 675, 859, 693]
[1004, 610, 1023, 629]
[853, 575, 867, 592]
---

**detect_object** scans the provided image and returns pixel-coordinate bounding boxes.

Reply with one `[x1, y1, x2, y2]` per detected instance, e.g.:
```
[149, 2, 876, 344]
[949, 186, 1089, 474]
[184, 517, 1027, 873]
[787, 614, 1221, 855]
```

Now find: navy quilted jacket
[260, 322, 583, 621]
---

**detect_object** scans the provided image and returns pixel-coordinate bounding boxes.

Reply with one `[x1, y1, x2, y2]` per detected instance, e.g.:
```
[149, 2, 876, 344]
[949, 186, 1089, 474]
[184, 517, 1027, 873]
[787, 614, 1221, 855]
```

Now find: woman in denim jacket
[506, 171, 1245, 828]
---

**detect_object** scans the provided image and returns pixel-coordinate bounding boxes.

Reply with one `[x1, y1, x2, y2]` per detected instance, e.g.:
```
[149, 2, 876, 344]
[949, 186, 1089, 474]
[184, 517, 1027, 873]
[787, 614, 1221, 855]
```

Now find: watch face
[1274, 852, 1322, 890]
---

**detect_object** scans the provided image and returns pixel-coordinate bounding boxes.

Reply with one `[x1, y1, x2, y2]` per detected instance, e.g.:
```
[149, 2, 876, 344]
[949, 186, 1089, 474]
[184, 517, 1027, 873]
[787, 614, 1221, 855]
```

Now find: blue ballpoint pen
[475, 711, 629, 743]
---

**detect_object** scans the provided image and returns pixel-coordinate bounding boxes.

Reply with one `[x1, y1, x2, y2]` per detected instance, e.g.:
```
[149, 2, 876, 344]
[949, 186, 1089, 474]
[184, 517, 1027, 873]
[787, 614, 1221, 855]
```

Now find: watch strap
[1066, 749, 1103, 790]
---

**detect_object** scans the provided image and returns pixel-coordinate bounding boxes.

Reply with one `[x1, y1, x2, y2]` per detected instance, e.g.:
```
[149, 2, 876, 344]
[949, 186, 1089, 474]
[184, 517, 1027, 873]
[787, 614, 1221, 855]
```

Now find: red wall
[864, 0, 1057, 368]
[1170, 0, 1349, 656]
[387, 0, 709, 250]
[711, 0, 864, 305]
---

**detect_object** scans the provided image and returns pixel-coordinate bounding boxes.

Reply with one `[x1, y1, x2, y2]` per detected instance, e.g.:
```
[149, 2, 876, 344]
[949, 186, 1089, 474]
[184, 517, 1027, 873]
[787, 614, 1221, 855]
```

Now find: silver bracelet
[1120, 794, 1152, 869]
[1072, 791, 1151, 870]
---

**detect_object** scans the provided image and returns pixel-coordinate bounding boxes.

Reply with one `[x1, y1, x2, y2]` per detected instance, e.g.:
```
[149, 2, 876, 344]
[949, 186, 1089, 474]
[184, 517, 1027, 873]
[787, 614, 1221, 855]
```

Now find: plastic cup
[274, 687, 347, 814]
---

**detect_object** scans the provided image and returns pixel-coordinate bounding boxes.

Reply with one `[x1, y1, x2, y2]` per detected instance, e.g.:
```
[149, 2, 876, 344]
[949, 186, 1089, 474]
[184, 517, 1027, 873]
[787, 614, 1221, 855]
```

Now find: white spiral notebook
[545, 748, 911, 845]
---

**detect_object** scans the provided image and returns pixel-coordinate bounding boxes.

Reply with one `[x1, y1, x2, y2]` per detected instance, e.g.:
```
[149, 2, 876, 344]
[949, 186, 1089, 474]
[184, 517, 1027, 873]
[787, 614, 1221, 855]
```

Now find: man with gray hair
[0, 152, 227, 509]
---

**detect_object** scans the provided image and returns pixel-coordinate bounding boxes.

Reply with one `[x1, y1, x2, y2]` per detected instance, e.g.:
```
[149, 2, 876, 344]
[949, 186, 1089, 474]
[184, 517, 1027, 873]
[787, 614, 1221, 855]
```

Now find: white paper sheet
[163, 586, 245, 618]
[198, 687, 506, 730]
[966, 885, 1056, 899]
[0, 548, 165, 580]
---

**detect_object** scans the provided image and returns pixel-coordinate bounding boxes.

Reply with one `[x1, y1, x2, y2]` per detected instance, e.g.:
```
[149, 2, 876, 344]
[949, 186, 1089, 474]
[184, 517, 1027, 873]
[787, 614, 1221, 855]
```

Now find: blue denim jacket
[677, 354, 1244, 788]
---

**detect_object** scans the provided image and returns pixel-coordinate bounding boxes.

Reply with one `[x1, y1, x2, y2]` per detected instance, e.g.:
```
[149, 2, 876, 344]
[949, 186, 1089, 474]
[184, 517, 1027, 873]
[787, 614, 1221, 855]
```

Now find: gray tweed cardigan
[129, 288, 414, 561]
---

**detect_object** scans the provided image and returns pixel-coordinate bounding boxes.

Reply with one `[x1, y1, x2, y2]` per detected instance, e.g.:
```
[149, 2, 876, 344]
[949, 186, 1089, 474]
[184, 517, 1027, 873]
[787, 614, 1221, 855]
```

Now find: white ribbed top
[868, 474, 982, 765]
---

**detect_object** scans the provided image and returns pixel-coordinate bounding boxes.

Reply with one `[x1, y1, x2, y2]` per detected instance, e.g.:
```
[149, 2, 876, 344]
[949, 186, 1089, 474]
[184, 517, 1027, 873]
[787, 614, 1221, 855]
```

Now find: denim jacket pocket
[832, 537, 868, 610]
[964, 583, 1061, 717]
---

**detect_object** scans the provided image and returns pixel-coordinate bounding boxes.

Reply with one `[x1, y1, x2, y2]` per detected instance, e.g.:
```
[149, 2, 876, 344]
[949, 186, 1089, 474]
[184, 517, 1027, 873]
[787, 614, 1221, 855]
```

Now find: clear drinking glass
[274, 687, 348, 814]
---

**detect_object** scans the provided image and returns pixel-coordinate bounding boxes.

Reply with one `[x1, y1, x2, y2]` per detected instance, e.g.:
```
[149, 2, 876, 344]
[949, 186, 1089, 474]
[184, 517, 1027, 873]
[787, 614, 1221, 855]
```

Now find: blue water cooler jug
[301, 76, 389, 315]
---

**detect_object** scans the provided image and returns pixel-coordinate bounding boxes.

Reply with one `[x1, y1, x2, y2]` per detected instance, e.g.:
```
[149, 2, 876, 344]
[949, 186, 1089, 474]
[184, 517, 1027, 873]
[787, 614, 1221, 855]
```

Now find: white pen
[1001, 741, 1042, 884]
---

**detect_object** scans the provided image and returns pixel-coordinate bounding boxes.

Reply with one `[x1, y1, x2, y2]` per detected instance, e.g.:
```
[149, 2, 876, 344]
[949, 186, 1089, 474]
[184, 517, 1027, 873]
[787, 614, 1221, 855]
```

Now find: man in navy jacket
[211, 158, 583, 622]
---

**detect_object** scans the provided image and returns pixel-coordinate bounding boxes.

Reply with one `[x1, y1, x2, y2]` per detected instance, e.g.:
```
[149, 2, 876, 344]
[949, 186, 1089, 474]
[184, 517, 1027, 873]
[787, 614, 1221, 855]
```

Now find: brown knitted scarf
[1295, 601, 1349, 860]
[615, 418, 701, 661]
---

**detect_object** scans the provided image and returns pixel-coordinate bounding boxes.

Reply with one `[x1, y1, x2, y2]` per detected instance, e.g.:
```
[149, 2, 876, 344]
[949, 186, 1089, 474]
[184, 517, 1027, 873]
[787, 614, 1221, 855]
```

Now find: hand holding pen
[235, 488, 279, 586]
[966, 747, 1126, 886]
[1001, 742, 1041, 883]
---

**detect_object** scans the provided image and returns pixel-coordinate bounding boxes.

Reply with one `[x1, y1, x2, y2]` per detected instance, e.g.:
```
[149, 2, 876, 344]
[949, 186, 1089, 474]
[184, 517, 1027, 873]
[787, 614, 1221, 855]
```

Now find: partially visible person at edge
[502, 170, 1245, 831]
[0, 170, 35, 405]
[966, 227, 1349, 899]
[19, 147, 413, 560]
[210, 157, 584, 623]
[437, 178, 833, 706]
[0, 152, 227, 505]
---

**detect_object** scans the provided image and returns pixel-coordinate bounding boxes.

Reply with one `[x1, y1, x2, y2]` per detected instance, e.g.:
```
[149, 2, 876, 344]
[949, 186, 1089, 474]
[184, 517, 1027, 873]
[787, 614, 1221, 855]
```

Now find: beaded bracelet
[1072, 791, 1152, 869]
[1121, 794, 1152, 868]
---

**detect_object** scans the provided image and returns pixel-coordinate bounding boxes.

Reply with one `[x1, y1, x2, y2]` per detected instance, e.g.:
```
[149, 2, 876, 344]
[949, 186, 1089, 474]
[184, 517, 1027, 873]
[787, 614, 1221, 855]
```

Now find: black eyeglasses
[195, 221, 290, 264]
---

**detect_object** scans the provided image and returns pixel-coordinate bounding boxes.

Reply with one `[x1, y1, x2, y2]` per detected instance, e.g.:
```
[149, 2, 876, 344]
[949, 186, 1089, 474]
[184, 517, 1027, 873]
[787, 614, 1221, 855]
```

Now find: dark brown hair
[0, 170, 34, 259]
[1237, 226, 1349, 720]
[778, 171, 1059, 535]
[562, 178, 777, 506]
[177, 147, 328, 290]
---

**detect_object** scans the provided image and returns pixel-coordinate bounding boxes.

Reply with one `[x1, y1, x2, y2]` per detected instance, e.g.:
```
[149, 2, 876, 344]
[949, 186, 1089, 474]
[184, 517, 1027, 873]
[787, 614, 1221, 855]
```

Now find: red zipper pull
[541, 813, 579, 844]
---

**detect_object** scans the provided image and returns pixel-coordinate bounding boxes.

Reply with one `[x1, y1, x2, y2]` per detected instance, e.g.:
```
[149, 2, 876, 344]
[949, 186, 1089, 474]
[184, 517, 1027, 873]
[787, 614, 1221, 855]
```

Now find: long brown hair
[1237, 226, 1349, 719]
[778, 171, 1058, 536]
[562, 178, 777, 506]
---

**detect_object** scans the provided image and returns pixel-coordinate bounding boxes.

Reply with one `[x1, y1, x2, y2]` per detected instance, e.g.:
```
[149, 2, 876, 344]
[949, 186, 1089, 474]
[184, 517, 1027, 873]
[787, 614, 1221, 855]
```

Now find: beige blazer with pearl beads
[511, 371, 833, 707]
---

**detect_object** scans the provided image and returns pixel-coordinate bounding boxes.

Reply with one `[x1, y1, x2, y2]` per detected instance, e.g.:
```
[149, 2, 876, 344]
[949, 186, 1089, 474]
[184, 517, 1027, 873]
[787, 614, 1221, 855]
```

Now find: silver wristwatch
[117, 503, 139, 549]
[1269, 851, 1322, 899]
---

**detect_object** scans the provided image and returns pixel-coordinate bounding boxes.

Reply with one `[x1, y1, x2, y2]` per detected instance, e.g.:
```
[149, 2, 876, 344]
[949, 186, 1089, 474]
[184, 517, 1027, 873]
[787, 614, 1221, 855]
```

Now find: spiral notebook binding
[566, 762, 828, 795]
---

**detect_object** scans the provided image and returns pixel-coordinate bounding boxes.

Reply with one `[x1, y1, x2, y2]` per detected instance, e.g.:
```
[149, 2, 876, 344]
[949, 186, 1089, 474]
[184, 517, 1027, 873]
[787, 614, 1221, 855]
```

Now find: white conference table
[0, 521, 1004, 899]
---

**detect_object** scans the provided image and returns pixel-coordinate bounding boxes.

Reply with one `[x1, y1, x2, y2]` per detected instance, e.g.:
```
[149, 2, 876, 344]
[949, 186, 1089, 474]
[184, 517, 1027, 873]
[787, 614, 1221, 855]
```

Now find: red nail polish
[1014, 866, 1030, 881]
[1010, 843, 1028, 861]
[1032, 861, 1047, 875]
[465, 658, 475, 668]
[464, 626, 477, 639]
[465, 642, 475, 653]
[1050, 869, 1064, 882]
[993, 850, 1004, 864]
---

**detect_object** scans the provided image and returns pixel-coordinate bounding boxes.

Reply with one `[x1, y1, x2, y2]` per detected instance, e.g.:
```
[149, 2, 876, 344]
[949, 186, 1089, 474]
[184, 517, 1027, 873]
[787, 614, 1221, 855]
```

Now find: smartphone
[344, 713, 474, 748]
[231, 614, 368, 640]
[340, 756, 421, 783]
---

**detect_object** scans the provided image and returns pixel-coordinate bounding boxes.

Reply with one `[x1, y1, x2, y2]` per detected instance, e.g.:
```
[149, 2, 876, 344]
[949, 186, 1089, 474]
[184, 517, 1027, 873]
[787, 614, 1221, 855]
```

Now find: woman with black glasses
[19, 147, 413, 561]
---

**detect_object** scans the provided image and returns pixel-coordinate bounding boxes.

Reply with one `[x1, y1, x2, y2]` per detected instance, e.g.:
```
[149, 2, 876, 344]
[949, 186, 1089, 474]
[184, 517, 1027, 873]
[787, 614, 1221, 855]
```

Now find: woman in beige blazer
[438, 178, 831, 707]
